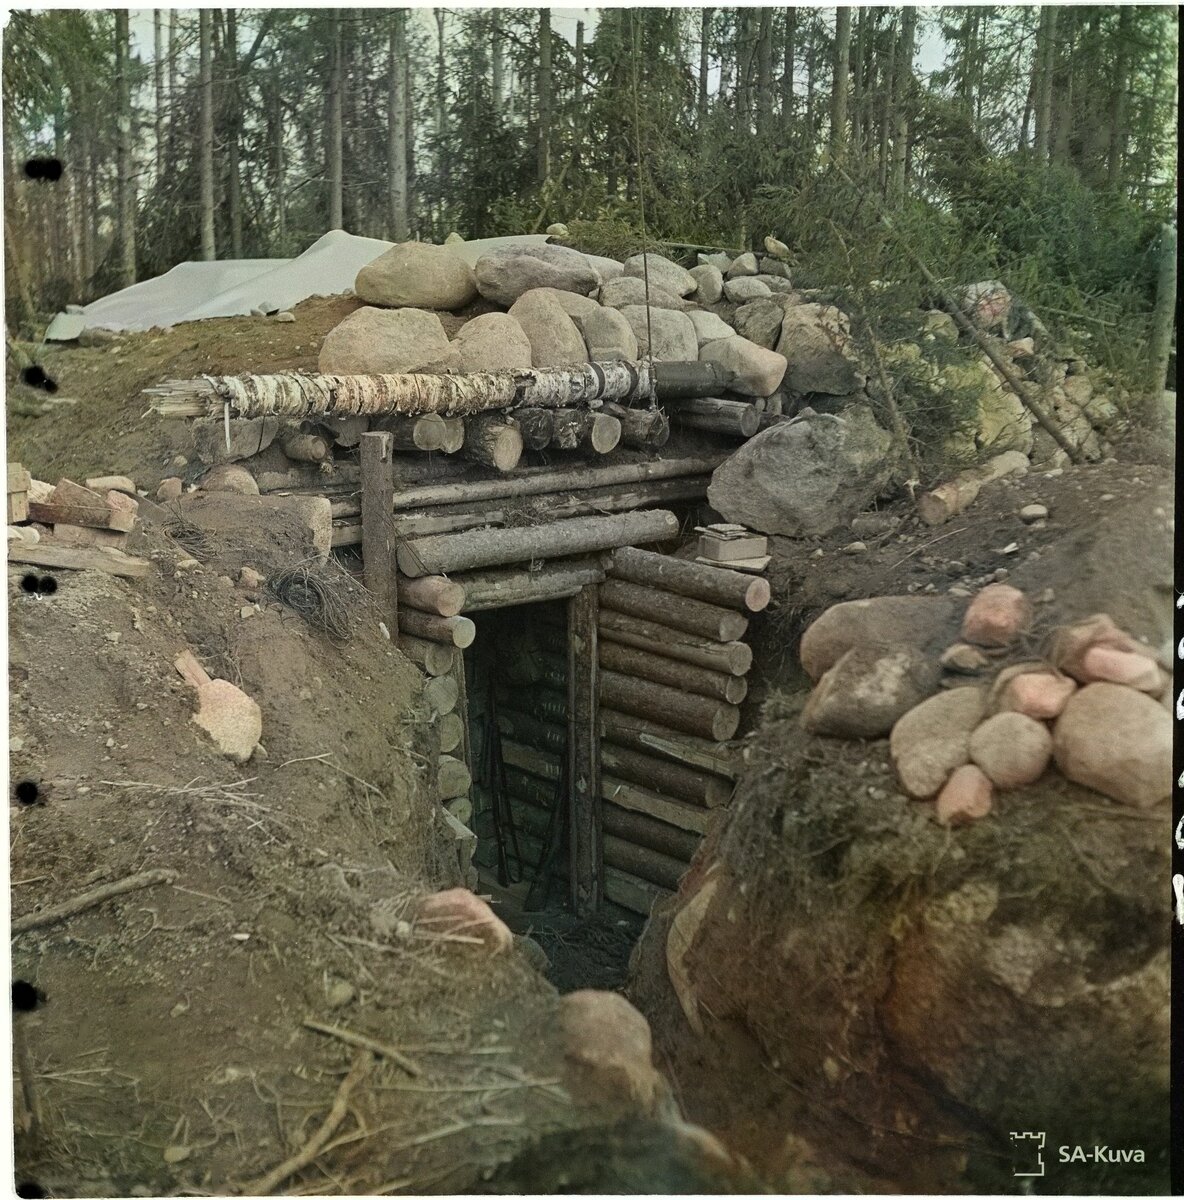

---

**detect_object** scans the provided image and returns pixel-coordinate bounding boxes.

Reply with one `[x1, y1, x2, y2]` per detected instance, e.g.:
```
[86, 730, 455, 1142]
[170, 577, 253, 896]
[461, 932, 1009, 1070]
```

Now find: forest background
[2, 5, 1178, 395]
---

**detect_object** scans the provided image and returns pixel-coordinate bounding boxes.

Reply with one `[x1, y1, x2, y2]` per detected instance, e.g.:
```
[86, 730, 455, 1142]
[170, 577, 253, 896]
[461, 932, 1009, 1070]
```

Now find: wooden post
[360, 431, 397, 639]
[568, 583, 601, 915]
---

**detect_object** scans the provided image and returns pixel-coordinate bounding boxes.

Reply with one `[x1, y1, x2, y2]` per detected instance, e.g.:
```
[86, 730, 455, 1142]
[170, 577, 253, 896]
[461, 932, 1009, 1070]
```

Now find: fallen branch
[12, 868, 179, 934]
[302, 1018, 422, 1078]
[238, 1051, 370, 1195]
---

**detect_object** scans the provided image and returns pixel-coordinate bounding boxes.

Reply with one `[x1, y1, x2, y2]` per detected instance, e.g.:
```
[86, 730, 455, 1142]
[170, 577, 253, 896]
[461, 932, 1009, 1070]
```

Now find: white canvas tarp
[47, 230, 554, 337]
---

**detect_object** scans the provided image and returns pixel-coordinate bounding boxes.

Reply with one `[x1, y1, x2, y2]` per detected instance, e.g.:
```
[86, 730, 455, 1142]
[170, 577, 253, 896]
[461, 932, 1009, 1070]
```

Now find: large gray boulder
[574, 306, 639, 362]
[726, 252, 759, 278]
[318, 306, 461, 375]
[453, 312, 533, 372]
[699, 335, 787, 397]
[474, 244, 599, 306]
[599, 276, 690, 311]
[707, 405, 895, 536]
[619, 306, 698, 363]
[354, 242, 478, 311]
[687, 310, 736, 348]
[755, 275, 798, 296]
[530, 286, 600, 321]
[584, 253, 625, 284]
[623, 252, 697, 297]
[689, 264, 724, 304]
[733, 299, 784, 349]
[508, 289, 588, 368]
[777, 302, 866, 396]
[723, 276, 772, 303]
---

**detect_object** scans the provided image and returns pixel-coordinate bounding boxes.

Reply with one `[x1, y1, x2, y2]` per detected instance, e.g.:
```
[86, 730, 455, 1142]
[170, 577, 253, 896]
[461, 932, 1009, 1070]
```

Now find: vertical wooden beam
[568, 583, 602, 914]
[360, 431, 397, 639]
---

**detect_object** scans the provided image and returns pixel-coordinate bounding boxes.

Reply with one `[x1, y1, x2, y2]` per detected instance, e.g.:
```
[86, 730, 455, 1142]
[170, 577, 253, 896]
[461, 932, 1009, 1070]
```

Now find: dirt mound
[6, 518, 675, 1195]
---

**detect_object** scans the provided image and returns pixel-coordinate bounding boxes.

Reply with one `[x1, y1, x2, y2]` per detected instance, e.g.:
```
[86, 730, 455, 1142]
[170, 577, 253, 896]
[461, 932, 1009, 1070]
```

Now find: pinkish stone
[935, 764, 993, 826]
[960, 584, 1031, 648]
[416, 888, 513, 953]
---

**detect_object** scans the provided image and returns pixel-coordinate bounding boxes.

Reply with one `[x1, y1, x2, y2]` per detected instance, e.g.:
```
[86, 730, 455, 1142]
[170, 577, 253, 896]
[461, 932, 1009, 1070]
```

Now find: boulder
[687, 310, 736, 348]
[619, 306, 698, 363]
[940, 643, 990, 675]
[508, 290, 589, 368]
[194, 416, 281, 465]
[969, 712, 1053, 788]
[723, 277, 772, 303]
[452, 312, 533, 372]
[546, 222, 570, 237]
[574, 306, 639, 363]
[1078, 644, 1165, 694]
[354, 241, 478, 310]
[584, 253, 625, 284]
[954, 280, 1013, 334]
[192, 678, 262, 764]
[474, 243, 599, 307]
[707, 405, 894, 537]
[802, 645, 939, 739]
[725, 251, 758, 277]
[755, 275, 798, 296]
[935, 764, 994, 826]
[890, 686, 988, 799]
[200, 464, 259, 496]
[559, 990, 661, 1111]
[689, 264, 724, 304]
[777, 303, 865, 396]
[991, 664, 1077, 721]
[697, 251, 733, 273]
[1053, 683, 1171, 808]
[759, 257, 792, 278]
[961, 584, 1031, 647]
[599, 276, 690, 311]
[699, 335, 787, 397]
[623, 252, 697, 297]
[318, 306, 460, 375]
[417, 887, 513, 952]
[940, 358, 1033, 455]
[156, 478, 183, 501]
[1048, 613, 1162, 684]
[733, 300, 785, 349]
[531, 286, 601, 321]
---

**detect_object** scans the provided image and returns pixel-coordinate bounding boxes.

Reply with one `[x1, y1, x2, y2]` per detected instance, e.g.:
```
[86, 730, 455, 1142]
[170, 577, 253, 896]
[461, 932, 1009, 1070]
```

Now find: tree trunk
[600, 670, 741, 742]
[199, 10, 216, 260]
[1106, 7, 1132, 187]
[537, 8, 552, 184]
[600, 578, 748, 642]
[601, 775, 712, 836]
[398, 609, 476, 648]
[279, 431, 332, 463]
[698, 9, 712, 137]
[328, 12, 344, 229]
[548, 409, 621, 453]
[397, 575, 466, 618]
[1033, 6, 1058, 165]
[462, 414, 524, 472]
[510, 408, 555, 450]
[272, 89, 286, 246]
[226, 8, 243, 258]
[781, 7, 795, 125]
[1147, 223, 1176, 399]
[889, 7, 915, 199]
[154, 11, 165, 181]
[397, 510, 679, 578]
[114, 10, 136, 286]
[877, 21, 896, 193]
[601, 742, 730, 807]
[387, 11, 410, 240]
[599, 709, 738, 779]
[456, 558, 607, 611]
[609, 545, 770, 611]
[850, 8, 865, 152]
[434, 9, 449, 206]
[598, 609, 752, 675]
[830, 6, 851, 160]
[399, 633, 456, 676]
[602, 805, 702, 864]
[756, 8, 774, 135]
[1050, 8, 1076, 168]
[491, 12, 504, 116]
[670, 396, 759, 437]
[601, 403, 670, 449]
[167, 12, 178, 167]
[378, 413, 446, 451]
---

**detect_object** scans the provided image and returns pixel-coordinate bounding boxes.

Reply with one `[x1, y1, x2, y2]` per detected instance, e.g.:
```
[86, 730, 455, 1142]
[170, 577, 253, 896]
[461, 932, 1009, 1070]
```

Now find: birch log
[397, 510, 678, 578]
[609, 545, 770, 612]
[440, 417, 465, 454]
[378, 413, 447, 452]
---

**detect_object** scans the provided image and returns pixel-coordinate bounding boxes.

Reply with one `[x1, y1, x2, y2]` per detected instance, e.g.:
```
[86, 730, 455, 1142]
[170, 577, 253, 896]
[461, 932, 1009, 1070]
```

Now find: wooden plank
[7, 463, 31, 494]
[360, 432, 397, 634]
[600, 774, 714, 835]
[7, 544, 152, 579]
[603, 865, 671, 917]
[568, 585, 601, 915]
[26, 500, 136, 532]
[7, 492, 29, 524]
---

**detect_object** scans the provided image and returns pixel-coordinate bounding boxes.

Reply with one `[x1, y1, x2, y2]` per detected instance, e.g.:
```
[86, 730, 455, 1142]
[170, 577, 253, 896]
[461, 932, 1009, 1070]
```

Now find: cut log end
[589, 413, 622, 454]
[464, 416, 523, 473]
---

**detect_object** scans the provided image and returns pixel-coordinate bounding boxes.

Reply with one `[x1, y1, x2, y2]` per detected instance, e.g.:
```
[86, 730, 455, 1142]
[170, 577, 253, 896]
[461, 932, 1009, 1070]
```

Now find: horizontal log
[598, 609, 752, 676]
[390, 456, 728, 510]
[600, 578, 749, 642]
[600, 670, 740, 741]
[463, 413, 523, 473]
[599, 640, 747, 705]
[669, 396, 759, 437]
[423, 675, 459, 716]
[497, 683, 566, 722]
[441, 417, 465, 454]
[457, 558, 607, 612]
[502, 739, 562, 783]
[602, 803, 702, 863]
[549, 408, 621, 453]
[498, 708, 567, 757]
[396, 574, 466, 617]
[376, 413, 447, 452]
[609, 545, 770, 612]
[601, 402, 670, 449]
[397, 510, 678, 578]
[505, 766, 558, 812]
[399, 633, 456, 676]
[437, 755, 472, 800]
[603, 835, 687, 892]
[280, 431, 332, 462]
[601, 775, 713, 835]
[511, 407, 555, 451]
[599, 709, 738, 780]
[603, 865, 671, 917]
[6, 544, 151, 578]
[398, 608, 476, 648]
[600, 742, 731, 808]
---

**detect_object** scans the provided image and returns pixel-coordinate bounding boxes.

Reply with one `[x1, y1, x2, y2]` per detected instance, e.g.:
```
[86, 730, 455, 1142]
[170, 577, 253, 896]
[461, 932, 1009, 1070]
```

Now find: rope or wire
[628, 10, 655, 404]
[268, 562, 352, 642]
